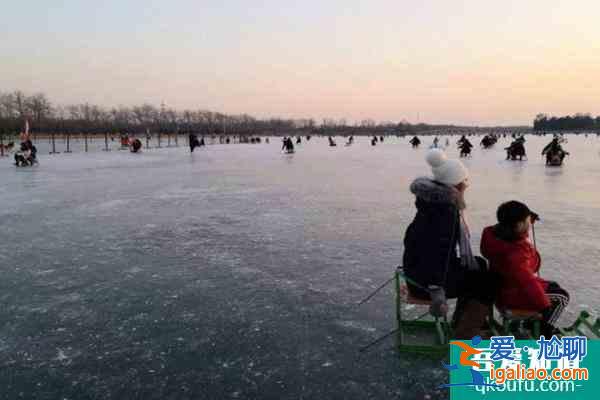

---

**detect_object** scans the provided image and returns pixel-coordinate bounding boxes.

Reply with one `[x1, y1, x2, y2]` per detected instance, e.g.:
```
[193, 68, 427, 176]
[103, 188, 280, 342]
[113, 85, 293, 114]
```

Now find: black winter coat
[402, 178, 461, 289]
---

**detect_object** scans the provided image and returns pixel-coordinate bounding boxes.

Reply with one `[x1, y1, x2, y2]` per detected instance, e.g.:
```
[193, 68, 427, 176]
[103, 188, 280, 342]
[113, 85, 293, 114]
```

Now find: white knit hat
[425, 149, 468, 186]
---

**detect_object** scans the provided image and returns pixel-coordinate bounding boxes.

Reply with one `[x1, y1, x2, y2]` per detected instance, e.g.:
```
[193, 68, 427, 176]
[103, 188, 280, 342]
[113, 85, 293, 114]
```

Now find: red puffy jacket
[480, 226, 550, 310]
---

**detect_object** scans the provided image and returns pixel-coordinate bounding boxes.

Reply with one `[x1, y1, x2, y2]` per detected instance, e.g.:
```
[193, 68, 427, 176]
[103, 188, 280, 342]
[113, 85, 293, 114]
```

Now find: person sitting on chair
[403, 149, 497, 338]
[480, 201, 569, 338]
[15, 140, 37, 166]
[542, 136, 569, 165]
[14, 143, 28, 166]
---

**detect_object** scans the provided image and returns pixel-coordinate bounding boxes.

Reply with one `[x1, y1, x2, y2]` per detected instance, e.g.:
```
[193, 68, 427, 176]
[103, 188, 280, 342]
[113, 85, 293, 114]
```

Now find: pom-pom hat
[425, 148, 469, 186]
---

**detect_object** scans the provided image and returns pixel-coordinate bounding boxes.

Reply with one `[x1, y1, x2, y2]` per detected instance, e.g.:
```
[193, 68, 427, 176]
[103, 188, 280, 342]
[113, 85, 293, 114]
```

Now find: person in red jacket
[480, 201, 569, 337]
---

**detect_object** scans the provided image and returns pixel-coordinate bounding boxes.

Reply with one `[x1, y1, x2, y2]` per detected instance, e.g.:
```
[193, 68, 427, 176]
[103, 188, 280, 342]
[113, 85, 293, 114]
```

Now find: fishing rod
[530, 212, 540, 277]
[359, 328, 399, 353]
[357, 275, 396, 306]
[357, 266, 431, 306]
[530, 211, 540, 249]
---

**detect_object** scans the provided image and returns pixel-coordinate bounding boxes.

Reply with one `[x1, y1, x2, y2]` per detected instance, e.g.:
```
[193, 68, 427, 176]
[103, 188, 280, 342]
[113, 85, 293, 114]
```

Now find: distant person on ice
[402, 149, 496, 338]
[282, 137, 294, 153]
[130, 138, 142, 153]
[14, 139, 37, 166]
[480, 201, 569, 338]
[542, 136, 569, 165]
[15, 127, 37, 166]
[189, 133, 201, 152]
[505, 136, 526, 160]
[480, 134, 496, 149]
[120, 134, 130, 148]
[409, 136, 421, 148]
[458, 137, 473, 157]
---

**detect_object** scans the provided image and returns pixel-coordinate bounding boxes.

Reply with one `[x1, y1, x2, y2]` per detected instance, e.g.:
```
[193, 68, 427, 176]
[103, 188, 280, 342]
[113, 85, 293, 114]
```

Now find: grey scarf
[458, 211, 479, 270]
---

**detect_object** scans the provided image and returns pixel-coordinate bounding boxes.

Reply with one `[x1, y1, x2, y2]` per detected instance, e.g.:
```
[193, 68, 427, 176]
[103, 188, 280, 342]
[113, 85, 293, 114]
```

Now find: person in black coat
[402, 149, 497, 338]
[130, 138, 142, 153]
[14, 140, 37, 166]
[409, 136, 421, 148]
[189, 133, 200, 152]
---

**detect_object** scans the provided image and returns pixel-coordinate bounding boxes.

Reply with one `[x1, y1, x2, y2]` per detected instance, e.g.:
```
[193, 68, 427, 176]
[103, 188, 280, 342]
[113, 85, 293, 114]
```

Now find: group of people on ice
[402, 148, 570, 338]
[371, 136, 384, 146]
[504, 134, 569, 165]
[409, 133, 570, 166]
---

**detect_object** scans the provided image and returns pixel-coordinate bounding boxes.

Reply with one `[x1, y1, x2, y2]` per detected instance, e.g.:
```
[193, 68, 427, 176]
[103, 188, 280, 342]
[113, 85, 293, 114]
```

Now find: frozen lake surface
[1, 134, 599, 399]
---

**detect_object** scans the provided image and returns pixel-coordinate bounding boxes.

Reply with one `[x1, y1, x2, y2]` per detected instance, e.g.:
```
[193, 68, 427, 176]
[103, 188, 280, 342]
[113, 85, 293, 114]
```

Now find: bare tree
[27, 93, 53, 124]
[1, 89, 475, 138]
[0, 92, 17, 119]
[12, 90, 28, 118]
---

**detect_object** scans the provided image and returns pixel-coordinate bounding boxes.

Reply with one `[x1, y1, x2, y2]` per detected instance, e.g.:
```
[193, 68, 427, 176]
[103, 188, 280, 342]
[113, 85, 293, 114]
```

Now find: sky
[1, 0, 600, 126]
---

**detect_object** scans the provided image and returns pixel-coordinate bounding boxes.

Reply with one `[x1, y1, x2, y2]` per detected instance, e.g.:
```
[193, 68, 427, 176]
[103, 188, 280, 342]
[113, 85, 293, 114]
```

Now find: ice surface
[1, 134, 599, 399]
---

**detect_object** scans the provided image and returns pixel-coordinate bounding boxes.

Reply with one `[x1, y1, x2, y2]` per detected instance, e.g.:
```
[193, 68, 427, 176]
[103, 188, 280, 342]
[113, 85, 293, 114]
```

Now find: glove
[428, 285, 448, 318]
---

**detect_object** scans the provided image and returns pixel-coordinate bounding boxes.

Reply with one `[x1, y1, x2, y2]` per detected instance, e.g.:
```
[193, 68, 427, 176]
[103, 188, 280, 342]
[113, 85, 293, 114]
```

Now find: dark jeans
[541, 281, 570, 336]
[407, 256, 497, 305]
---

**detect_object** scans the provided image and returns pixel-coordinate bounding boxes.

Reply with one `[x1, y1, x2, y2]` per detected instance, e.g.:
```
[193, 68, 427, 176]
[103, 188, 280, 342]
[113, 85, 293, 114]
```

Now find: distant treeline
[534, 113, 600, 131]
[1, 90, 526, 137]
